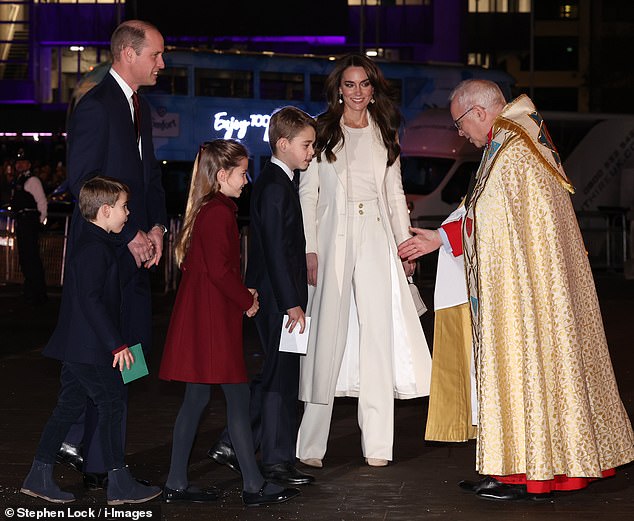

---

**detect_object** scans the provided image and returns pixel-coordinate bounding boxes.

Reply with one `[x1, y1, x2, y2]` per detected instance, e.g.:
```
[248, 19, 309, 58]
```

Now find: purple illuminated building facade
[3, 0, 633, 128]
[0, 0, 467, 130]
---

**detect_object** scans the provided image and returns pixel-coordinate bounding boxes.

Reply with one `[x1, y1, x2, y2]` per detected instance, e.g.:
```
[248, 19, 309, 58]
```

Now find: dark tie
[292, 170, 300, 193]
[131, 92, 141, 143]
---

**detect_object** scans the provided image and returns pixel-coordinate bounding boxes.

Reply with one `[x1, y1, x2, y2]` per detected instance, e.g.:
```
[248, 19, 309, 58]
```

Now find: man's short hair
[110, 20, 158, 61]
[79, 176, 130, 221]
[268, 106, 315, 154]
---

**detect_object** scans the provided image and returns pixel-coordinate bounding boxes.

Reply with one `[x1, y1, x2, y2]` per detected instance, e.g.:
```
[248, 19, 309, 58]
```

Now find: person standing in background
[1, 161, 16, 207]
[11, 149, 48, 306]
[61, 19, 167, 490]
[422, 203, 477, 444]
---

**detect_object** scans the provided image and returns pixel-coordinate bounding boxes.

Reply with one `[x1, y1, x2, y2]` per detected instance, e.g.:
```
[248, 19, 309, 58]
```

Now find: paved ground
[0, 272, 633, 521]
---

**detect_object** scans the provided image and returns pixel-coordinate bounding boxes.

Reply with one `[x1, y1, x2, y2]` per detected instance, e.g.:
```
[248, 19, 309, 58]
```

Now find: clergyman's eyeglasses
[453, 106, 476, 130]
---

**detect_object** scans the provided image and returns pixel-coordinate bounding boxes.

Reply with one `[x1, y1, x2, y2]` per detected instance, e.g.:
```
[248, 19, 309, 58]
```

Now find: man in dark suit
[60, 20, 167, 488]
[209, 107, 316, 486]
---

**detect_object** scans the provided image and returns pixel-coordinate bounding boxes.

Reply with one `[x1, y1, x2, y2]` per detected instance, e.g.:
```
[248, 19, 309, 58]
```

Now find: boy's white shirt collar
[271, 155, 294, 182]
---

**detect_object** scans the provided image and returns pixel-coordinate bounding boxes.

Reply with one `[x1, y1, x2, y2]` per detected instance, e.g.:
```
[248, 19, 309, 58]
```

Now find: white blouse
[343, 125, 378, 202]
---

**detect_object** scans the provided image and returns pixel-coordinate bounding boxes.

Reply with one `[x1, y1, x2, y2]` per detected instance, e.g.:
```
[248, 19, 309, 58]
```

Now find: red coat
[159, 193, 253, 384]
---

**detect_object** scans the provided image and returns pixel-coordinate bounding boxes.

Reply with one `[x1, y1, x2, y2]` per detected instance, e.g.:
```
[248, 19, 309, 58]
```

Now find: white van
[401, 109, 480, 221]
[402, 108, 634, 217]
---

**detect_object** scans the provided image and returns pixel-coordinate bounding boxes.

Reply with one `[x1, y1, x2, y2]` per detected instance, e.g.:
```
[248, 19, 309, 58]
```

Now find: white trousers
[297, 200, 395, 461]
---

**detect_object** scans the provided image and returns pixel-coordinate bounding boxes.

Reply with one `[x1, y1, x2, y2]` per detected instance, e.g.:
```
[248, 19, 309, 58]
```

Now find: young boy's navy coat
[43, 222, 124, 366]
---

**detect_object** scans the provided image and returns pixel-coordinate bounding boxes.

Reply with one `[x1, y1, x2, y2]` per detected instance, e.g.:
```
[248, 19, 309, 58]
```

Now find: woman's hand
[401, 259, 415, 277]
[306, 252, 318, 286]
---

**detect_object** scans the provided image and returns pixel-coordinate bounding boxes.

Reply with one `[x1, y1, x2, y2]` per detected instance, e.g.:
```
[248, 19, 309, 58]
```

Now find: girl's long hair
[174, 139, 249, 266]
[316, 53, 402, 166]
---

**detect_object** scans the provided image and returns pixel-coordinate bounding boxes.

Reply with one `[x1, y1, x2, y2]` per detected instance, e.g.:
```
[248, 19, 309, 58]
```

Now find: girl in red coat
[159, 140, 299, 506]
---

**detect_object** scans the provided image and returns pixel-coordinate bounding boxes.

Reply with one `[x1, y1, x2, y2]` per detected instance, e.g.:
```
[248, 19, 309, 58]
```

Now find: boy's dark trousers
[250, 310, 301, 465]
[34, 362, 126, 471]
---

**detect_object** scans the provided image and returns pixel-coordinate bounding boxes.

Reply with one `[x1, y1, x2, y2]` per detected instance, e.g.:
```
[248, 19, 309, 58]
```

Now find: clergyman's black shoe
[476, 483, 529, 501]
[55, 443, 83, 473]
[207, 440, 241, 474]
[242, 482, 300, 507]
[162, 486, 223, 503]
[458, 476, 503, 493]
[261, 463, 315, 486]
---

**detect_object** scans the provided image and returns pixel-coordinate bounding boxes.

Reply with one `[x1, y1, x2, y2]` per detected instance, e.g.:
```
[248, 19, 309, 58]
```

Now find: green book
[121, 343, 149, 384]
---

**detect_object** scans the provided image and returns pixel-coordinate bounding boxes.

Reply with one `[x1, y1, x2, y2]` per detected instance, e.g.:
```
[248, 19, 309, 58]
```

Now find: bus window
[401, 157, 453, 195]
[387, 78, 402, 104]
[195, 69, 253, 98]
[310, 74, 327, 102]
[260, 72, 304, 101]
[161, 161, 194, 215]
[154, 67, 188, 96]
[441, 161, 479, 205]
[403, 77, 430, 109]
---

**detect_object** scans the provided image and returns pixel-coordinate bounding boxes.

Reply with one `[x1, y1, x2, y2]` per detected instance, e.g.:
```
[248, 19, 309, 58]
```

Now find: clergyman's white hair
[449, 79, 506, 110]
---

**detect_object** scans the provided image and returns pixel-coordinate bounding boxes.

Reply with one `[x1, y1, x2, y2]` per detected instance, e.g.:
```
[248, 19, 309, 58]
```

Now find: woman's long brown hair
[174, 139, 249, 266]
[316, 53, 402, 166]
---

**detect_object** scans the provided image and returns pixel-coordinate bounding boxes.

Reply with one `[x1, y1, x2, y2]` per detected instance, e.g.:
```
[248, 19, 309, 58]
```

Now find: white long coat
[298, 122, 432, 405]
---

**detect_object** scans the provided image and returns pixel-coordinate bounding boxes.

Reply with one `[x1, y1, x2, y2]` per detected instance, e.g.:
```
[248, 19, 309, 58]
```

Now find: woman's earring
[338, 92, 343, 104]
[370, 97, 376, 104]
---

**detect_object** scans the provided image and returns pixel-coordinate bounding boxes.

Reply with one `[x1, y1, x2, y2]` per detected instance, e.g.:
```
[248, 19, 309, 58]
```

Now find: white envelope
[278, 315, 311, 354]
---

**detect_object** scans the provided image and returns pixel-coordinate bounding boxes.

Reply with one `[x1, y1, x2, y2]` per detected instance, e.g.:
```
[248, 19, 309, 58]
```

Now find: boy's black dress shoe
[55, 443, 83, 473]
[207, 440, 241, 474]
[84, 472, 151, 491]
[242, 482, 300, 507]
[162, 486, 223, 503]
[261, 463, 315, 486]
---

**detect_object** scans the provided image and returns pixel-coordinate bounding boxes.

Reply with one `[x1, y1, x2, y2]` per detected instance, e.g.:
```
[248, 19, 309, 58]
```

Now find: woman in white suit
[297, 54, 432, 468]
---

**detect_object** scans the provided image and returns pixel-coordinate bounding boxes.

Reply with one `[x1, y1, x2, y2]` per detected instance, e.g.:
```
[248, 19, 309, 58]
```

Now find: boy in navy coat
[209, 107, 317, 485]
[21, 177, 161, 505]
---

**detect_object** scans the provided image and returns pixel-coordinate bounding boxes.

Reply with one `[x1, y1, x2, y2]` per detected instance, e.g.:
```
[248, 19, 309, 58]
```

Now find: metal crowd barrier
[576, 208, 629, 271]
[0, 209, 70, 287]
[0, 210, 248, 294]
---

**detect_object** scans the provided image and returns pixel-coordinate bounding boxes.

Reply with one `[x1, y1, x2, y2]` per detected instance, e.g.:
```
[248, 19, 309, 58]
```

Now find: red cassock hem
[493, 469, 616, 494]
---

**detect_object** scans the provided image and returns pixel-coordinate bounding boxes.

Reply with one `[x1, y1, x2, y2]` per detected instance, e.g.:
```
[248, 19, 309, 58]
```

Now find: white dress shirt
[109, 68, 143, 158]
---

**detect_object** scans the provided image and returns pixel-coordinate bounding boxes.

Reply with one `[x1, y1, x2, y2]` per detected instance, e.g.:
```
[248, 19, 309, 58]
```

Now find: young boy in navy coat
[21, 177, 161, 505]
